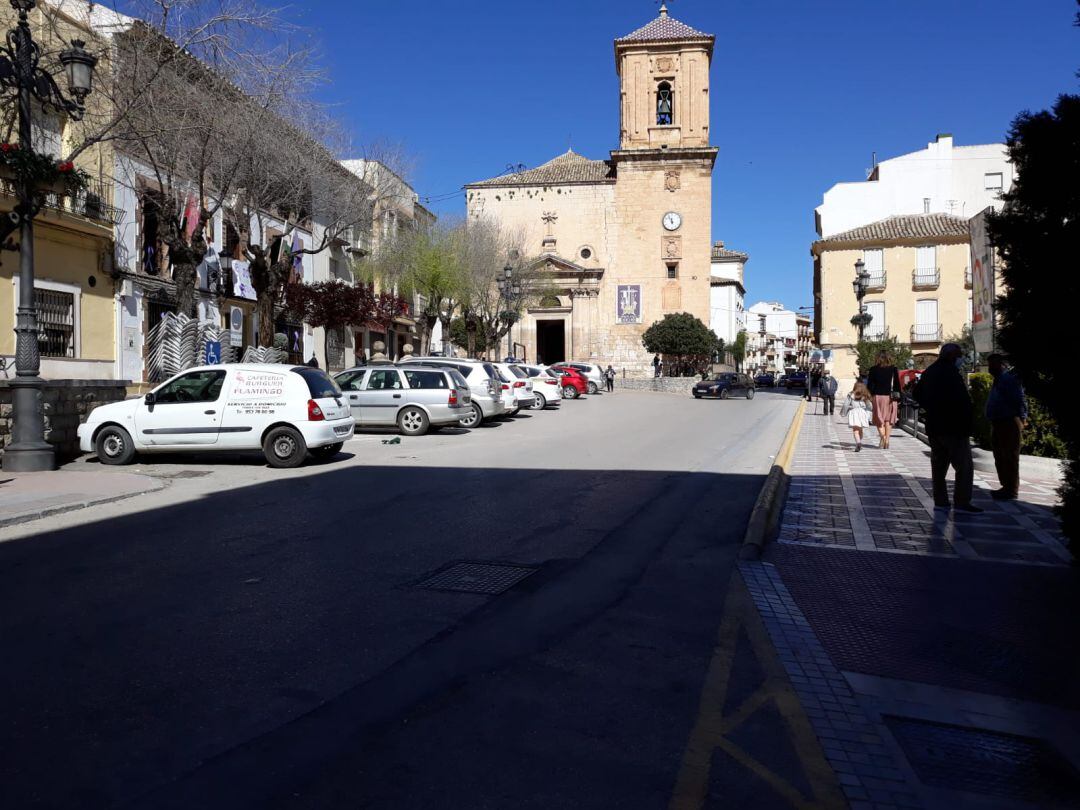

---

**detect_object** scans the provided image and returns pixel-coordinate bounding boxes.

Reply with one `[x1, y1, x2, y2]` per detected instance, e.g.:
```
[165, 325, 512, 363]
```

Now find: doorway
[536, 319, 566, 365]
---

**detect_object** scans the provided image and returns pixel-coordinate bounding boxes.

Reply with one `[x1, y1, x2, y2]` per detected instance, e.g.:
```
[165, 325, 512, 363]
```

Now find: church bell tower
[614, 3, 713, 150]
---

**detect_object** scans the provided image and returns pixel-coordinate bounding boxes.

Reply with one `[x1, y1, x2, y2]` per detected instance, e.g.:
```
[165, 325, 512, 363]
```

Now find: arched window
[656, 82, 673, 125]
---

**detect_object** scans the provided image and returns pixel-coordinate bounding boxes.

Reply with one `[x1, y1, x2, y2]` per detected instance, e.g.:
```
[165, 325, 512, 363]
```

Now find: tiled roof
[616, 9, 713, 44]
[819, 214, 970, 245]
[466, 150, 615, 188]
[712, 244, 748, 260]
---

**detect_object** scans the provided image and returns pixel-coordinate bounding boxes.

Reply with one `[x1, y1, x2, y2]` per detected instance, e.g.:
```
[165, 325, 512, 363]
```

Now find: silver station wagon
[334, 364, 472, 436]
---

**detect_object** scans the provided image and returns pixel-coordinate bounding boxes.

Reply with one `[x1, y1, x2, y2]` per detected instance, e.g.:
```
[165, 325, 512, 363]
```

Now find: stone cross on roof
[541, 211, 558, 236]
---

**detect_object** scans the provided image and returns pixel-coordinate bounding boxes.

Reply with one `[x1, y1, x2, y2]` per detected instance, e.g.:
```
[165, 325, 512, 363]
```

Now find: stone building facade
[464, 6, 717, 373]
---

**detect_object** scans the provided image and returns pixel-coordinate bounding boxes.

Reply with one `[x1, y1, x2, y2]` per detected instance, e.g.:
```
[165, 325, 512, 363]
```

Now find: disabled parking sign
[204, 341, 222, 365]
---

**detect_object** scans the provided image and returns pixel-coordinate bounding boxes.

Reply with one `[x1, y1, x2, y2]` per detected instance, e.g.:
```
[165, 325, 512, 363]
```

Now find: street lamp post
[1, 0, 96, 471]
[850, 258, 872, 342]
[496, 262, 521, 361]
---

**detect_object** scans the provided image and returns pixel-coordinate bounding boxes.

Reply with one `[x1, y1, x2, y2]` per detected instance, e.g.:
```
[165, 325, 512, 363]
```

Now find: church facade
[464, 6, 717, 373]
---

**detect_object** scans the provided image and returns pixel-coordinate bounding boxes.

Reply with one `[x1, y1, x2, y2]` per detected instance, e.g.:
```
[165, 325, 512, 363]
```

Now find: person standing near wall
[986, 353, 1028, 501]
[604, 365, 616, 393]
[914, 343, 981, 512]
[819, 369, 838, 416]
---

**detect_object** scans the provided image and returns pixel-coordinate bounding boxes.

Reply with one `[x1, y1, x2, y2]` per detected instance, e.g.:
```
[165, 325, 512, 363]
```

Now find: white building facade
[709, 241, 747, 346]
[815, 134, 1013, 238]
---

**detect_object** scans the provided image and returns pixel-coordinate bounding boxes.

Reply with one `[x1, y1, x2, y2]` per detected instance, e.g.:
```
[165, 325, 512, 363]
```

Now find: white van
[77, 364, 354, 468]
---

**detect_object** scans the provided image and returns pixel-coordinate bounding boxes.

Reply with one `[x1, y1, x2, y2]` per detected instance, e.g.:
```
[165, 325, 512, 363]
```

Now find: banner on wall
[231, 259, 256, 301]
[616, 284, 641, 324]
[969, 208, 996, 354]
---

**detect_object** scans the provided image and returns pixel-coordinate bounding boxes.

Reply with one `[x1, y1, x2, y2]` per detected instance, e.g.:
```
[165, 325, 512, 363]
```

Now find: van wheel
[720, 389, 730, 400]
[310, 442, 343, 460]
[532, 392, 547, 409]
[95, 425, 135, 465]
[459, 403, 483, 429]
[563, 385, 578, 399]
[398, 406, 429, 436]
[587, 381, 598, 395]
[746, 388, 756, 400]
[263, 426, 307, 468]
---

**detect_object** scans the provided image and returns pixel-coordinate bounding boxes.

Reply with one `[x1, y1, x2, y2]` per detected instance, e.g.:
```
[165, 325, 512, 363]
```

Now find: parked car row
[78, 358, 609, 469]
[693, 372, 757, 400]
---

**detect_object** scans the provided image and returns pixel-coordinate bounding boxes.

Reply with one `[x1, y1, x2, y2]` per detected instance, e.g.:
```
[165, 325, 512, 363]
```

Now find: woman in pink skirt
[866, 351, 901, 449]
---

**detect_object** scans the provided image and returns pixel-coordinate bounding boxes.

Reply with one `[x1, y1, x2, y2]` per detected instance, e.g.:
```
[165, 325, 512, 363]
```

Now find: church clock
[662, 211, 682, 231]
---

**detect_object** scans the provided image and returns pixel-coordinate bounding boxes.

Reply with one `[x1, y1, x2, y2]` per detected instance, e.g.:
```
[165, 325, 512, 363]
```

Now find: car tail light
[501, 383, 510, 390]
[544, 379, 557, 385]
[513, 381, 525, 388]
[307, 399, 325, 421]
[448, 388, 458, 406]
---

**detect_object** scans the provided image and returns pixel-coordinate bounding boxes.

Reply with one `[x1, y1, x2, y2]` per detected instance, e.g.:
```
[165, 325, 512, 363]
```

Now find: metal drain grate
[885, 716, 1080, 806]
[412, 561, 538, 595]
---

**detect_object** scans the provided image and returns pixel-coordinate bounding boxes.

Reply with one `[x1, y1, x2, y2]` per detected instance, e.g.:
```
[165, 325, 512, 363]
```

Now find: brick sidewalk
[738, 407, 1080, 810]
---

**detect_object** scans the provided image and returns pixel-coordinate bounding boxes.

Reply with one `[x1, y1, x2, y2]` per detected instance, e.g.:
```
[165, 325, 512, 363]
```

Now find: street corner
[0, 467, 166, 530]
[670, 569, 847, 810]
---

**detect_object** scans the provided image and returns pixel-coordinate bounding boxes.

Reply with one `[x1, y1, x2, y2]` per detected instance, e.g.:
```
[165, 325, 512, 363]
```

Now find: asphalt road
[0, 388, 800, 809]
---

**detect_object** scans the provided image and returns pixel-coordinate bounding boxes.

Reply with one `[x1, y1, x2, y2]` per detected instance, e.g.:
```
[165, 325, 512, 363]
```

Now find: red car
[547, 365, 588, 399]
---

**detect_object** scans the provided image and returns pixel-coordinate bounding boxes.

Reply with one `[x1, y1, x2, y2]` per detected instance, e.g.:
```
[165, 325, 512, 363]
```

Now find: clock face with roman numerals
[662, 211, 682, 231]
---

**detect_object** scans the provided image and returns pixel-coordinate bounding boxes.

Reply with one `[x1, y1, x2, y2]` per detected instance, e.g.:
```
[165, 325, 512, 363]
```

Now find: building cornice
[811, 233, 970, 256]
[609, 146, 718, 167]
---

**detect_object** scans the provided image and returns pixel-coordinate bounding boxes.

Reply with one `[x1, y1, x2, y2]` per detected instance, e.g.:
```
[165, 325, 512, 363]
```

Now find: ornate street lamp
[496, 261, 522, 360]
[0, 1, 96, 471]
[850, 259, 872, 342]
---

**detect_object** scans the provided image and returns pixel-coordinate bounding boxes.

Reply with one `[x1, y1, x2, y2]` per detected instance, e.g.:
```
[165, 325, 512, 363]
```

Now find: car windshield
[293, 367, 342, 398]
[712, 374, 734, 381]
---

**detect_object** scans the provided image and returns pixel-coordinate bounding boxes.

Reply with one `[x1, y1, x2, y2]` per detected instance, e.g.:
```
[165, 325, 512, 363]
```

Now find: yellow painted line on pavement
[668, 573, 845, 810]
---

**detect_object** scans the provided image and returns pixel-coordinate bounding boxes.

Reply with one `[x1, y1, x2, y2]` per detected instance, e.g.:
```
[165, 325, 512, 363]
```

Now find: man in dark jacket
[818, 370, 838, 415]
[913, 343, 981, 512]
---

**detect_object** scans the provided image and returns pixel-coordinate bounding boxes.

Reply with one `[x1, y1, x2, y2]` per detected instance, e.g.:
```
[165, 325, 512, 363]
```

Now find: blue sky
[296, 0, 1077, 308]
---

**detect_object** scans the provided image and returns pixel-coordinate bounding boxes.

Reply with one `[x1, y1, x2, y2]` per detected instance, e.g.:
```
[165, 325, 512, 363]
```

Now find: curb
[0, 482, 166, 530]
[738, 399, 806, 561]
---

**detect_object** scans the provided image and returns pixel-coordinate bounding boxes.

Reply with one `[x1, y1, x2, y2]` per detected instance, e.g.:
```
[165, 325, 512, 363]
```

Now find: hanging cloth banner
[231, 259, 256, 300]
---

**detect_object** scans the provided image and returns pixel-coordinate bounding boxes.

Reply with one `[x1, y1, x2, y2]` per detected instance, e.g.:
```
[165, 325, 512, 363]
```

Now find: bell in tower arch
[656, 82, 673, 125]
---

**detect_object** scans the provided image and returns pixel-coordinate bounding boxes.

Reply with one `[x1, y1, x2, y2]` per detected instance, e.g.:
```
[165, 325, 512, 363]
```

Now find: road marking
[669, 573, 845, 810]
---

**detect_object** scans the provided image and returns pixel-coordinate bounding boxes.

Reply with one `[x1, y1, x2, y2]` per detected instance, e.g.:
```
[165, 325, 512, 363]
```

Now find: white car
[552, 361, 605, 395]
[492, 362, 535, 413]
[78, 364, 354, 468]
[398, 357, 506, 428]
[517, 364, 562, 409]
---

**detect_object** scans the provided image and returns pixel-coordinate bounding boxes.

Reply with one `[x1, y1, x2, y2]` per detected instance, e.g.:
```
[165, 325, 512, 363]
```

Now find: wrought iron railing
[865, 271, 886, 291]
[912, 268, 940, 289]
[910, 324, 943, 343]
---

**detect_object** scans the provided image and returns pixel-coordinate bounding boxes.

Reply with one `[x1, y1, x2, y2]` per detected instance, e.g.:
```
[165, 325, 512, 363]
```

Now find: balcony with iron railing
[864, 271, 886, 292]
[912, 267, 940, 290]
[910, 324, 943, 344]
[2, 176, 123, 228]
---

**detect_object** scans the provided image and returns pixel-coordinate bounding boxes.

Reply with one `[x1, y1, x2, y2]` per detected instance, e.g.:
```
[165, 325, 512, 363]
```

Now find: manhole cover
[885, 716, 1080, 805]
[412, 561, 537, 595]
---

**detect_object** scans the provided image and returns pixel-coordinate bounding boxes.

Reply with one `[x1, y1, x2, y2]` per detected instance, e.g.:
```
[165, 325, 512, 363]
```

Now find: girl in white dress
[846, 382, 873, 452]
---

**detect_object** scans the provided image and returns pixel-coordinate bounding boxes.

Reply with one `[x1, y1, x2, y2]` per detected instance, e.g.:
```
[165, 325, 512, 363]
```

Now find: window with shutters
[862, 249, 885, 289]
[864, 301, 886, 339]
[913, 299, 940, 342]
[35, 288, 76, 357]
[913, 246, 939, 288]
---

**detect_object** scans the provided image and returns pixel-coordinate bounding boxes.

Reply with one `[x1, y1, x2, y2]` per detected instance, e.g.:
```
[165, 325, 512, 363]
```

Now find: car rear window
[486, 363, 509, 382]
[524, 367, 541, 377]
[508, 365, 528, 379]
[404, 370, 448, 389]
[293, 367, 342, 398]
[447, 368, 469, 389]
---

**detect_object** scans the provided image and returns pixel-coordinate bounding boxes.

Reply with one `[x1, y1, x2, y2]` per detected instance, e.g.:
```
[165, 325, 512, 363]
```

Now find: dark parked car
[693, 373, 756, 400]
[785, 371, 808, 390]
[754, 373, 775, 387]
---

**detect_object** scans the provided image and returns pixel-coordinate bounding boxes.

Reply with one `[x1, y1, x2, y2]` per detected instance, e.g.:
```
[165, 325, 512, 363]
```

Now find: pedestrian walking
[652, 354, 661, 378]
[913, 343, 981, 512]
[866, 351, 901, 449]
[803, 373, 812, 402]
[986, 353, 1028, 501]
[819, 369, 838, 415]
[604, 364, 616, 393]
[845, 382, 873, 451]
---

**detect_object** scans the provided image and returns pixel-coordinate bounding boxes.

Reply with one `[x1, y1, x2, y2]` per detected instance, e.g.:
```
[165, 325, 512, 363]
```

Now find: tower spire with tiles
[614, 4, 714, 150]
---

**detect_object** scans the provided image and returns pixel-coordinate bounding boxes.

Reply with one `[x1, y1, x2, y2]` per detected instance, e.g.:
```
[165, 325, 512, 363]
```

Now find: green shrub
[1022, 397, 1067, 459]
